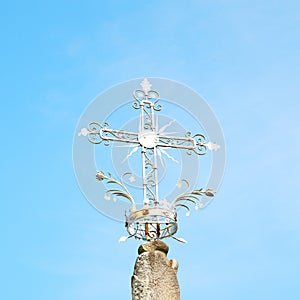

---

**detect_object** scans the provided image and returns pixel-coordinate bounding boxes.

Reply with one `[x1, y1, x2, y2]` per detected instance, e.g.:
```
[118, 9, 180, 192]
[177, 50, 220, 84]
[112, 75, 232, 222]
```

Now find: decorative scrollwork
[124, 206, 178, 241]
[171, 186, 215, 215]
[100, 129, 110, 146]
[133, 89, 147, 102]
[86, 122, 101, 144]
[143, 122, 152, 130]
[193, 134, 207, 155]
[96, 171, 136, 210]
[157, 135, 194, 149]
[147, 179, 157, 187]
[153, 103, 162, 111]
[148, 90, 161, 111]
[147, 90, 159, 101]
[133, 89, 161, 111]
[142, 102, 154, 130]
[157, 132, 208, 155]
[100, 128, 139, 145]
[85, 122, 109, 144]
[146, 223, 159, 240]
[132, 98, 142, 110]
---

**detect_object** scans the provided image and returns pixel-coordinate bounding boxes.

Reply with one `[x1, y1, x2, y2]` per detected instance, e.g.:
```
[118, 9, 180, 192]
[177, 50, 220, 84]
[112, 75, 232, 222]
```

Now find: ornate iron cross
[79, 79, 219, 242]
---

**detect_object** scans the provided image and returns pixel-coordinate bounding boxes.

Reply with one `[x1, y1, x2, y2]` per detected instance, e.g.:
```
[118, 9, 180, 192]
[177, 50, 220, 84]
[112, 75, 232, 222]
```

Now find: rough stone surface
[138, 240, 169, 255]
[132, 241, 180, 300]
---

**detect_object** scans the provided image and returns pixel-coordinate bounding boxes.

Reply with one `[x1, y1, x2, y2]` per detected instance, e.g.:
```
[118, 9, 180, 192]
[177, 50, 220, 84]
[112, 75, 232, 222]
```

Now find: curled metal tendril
[147, 179, 157, 187]
[133, 89, 162, 111]
[121, 172, 135, 184]
[127, 225, 139, 237]
[148, 148, 154, 155]
[143, 123, 152, 130]
[87, 122, 110, 144]
[100, 130, 111, 147]
[143, 106, 152, 120]
[186, 149, 193, 155]
[193, 134, 207, 155]
[146, 193, 155, 203]
[103, 140, 110, 146]
[88, 122, 101, 131]
[193, 133, 206, 144]
[101, 130, 109, 138]
[176, 179, 190, 192]
[149, 90, 161, 111]
[153, 103, 162, 111]
[145, 162, 153, 169]
[147, 90, 159, 101]
[88, 133, 101, 144]
[145, 172, 155, 185]
[89, 121, 109, 130]
[149, 90, 162, 111]
[132, 99, 141, 110]
[193, 144, 207, 155]
[133, 89, 147, 102]
[143, 101, 152, 109]
[185, 131, 192, 138]
[87, 122, 101, 144]
[147, 228, 158, 239]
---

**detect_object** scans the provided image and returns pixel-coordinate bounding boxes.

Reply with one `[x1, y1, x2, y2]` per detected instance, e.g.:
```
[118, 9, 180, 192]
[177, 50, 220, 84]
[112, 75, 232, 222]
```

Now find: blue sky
[1, 0, 300, 299]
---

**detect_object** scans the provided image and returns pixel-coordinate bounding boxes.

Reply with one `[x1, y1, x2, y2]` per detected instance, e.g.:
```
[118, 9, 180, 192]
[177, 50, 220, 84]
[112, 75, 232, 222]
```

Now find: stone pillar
[131, 241, 180, 300]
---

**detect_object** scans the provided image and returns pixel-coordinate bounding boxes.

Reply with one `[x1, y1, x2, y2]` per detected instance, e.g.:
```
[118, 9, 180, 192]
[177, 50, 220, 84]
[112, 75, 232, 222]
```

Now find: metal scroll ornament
[79, 79, 220, 243]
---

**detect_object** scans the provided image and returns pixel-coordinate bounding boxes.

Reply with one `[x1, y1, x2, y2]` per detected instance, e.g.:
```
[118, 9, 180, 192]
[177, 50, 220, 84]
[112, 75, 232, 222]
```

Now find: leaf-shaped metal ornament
[96, 171, 136, 210]
[172, 185, 215, 216]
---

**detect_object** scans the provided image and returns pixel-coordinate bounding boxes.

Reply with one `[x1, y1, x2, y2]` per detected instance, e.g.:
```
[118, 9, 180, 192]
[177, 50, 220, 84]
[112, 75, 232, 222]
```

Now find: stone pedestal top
[138, 240, 169, 255]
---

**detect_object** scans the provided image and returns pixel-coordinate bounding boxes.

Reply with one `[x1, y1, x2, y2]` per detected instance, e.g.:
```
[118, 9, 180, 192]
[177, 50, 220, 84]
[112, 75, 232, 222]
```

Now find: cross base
[126, 207, 178, 241]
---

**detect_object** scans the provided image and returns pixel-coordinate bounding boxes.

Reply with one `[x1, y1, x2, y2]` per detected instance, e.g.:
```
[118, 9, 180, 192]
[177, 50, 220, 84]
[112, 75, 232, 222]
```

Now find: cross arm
[80, 122, 139, 145]
[101, 128, 139, 144]
[157, 133, 215, 155]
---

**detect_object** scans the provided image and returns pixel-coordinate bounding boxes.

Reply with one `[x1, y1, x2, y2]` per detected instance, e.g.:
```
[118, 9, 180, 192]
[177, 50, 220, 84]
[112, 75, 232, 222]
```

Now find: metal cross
[82, 79, 218, 208]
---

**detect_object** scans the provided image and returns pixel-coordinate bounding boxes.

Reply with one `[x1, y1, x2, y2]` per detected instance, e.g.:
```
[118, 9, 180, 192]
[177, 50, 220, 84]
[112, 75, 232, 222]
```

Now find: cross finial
[140, 78, 152, 94]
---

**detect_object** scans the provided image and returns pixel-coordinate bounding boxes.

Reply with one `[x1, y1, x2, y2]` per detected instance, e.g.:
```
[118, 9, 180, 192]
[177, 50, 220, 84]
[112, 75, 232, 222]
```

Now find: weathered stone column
[131, 241, 180, 300]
